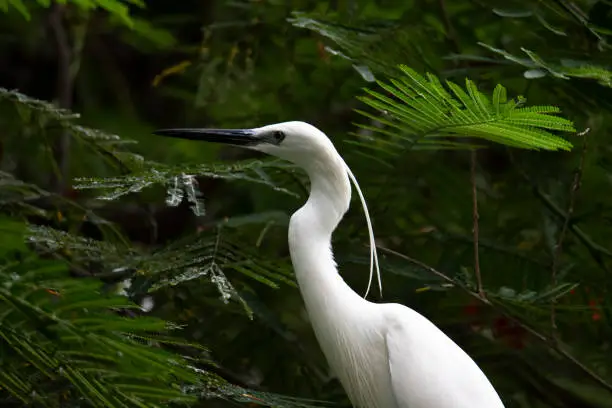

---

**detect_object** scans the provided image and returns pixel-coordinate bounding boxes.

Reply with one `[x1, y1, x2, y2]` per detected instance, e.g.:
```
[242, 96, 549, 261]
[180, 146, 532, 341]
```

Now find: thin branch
[509, 149, 612, 272]
[376, 244, 612, 394]
[48, 4, 88, 194]
[537, 186, 612, 260]
[48, 2, 72, 193]
[437, 230, 548, 268]
[438, 0, 485, 297]
[471, 150, 484, 297]
[437, 0, 461, 55]
[550, 131, 589, 334]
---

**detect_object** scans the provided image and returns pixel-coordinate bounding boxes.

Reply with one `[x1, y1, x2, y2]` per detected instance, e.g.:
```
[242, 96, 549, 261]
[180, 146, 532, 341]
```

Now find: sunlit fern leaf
[354, 65, 575, 153]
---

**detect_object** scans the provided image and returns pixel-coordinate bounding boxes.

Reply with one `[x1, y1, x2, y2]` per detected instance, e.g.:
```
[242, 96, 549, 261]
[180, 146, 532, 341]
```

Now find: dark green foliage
[0, 64, 317, 407]
[2, 1, 612, 408]
[1, 0, 146, 27]
[0, 220, 202, 407]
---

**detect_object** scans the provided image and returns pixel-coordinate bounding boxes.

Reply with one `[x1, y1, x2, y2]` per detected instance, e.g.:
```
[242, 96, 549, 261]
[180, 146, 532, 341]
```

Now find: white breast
[309, 303, 399, 408]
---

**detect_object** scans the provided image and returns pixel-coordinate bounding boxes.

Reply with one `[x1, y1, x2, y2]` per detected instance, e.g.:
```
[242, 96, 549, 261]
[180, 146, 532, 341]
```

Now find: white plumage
[154, 121, 505, 408]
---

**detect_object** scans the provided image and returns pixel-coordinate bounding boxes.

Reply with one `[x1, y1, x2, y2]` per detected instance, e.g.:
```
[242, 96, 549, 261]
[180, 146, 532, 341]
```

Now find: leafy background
[1, 0, 612, 407]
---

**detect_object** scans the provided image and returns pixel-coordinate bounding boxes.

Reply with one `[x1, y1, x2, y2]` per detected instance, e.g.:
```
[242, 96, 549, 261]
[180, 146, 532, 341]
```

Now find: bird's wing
[383, 304, 505, 408]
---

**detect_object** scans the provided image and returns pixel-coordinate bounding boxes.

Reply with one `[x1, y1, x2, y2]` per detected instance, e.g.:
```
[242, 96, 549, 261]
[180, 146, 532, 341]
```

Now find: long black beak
[153, 128, 260, 146]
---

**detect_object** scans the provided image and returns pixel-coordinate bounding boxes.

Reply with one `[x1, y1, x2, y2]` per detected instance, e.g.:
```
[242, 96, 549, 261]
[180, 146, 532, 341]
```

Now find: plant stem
[48, 2, 88, 193]
[509, 147, 611, 272]
[471, 150, 484, 297]
[48, 3, 72, 193]
[550, 130, 589, 335]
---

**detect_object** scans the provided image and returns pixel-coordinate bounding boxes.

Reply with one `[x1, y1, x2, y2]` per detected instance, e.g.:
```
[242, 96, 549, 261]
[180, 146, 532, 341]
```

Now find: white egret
[154, 122, 505, 408]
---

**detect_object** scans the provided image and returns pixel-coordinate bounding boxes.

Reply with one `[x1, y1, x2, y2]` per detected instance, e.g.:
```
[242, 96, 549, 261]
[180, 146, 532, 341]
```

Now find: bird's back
[381, 303, 505, 408]
[313, 301, 504, 408]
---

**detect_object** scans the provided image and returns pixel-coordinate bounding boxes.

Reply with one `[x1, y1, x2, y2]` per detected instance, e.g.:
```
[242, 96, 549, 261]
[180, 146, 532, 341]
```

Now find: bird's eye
[272, 130, 285, 144]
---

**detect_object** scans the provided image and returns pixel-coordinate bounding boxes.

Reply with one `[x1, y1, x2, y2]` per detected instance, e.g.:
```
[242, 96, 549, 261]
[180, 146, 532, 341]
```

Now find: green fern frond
[27, 221, 296, 319]
[355, 65, 575, 153]
[2, 221, 314, 407]
[0, 245, 201, 407]
[73, 159, 299, 211]
[144, 227, 296, 317]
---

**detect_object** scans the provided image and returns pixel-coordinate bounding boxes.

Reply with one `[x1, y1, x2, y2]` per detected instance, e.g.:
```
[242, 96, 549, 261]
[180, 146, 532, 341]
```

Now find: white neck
[288, 148, 365, 318]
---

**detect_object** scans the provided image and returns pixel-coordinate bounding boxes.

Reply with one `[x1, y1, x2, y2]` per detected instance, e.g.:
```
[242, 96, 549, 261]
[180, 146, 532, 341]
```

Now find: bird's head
[154, 121, 336, 168]
[154, 120, 382, 296]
